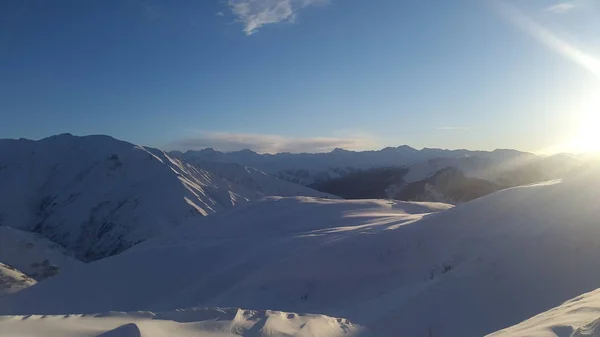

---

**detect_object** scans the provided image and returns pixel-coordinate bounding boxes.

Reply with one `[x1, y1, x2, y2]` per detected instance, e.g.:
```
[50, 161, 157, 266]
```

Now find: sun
[570, 95, 600, 153]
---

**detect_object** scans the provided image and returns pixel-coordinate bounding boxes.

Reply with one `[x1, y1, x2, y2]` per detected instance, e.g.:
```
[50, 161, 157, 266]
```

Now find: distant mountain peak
[397, 145, 417, 151]
[238, 149, 258, 154]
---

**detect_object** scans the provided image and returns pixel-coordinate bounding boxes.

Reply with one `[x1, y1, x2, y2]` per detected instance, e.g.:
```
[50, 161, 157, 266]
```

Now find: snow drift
[0, 307, 362, 337]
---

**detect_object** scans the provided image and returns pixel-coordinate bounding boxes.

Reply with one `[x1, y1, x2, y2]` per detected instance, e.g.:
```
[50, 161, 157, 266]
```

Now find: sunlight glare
[571, 95, 600, 153]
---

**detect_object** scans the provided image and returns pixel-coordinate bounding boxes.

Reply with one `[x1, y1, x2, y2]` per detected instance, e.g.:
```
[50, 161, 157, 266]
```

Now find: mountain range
[178, 146, 584, 204]
[0, 133, 598, 337]
[174, 146, 543, 185]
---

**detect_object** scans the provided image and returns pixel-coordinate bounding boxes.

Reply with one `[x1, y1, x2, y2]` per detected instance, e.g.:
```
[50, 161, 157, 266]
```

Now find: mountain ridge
[0, 134, 332, 262]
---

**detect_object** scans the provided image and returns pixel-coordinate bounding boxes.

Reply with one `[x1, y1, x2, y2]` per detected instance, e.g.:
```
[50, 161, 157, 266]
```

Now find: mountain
[176, 146, 538, 185]
[308, 167, 410, 199]
[309, 165, 498, 203]
[312, 154, 585, 204]
[392, 166, 501, 203]
[4, 162, 600, 336]
[170, 160, 337, 199]
[0, 226, 82, 281]
[0, 134, 335, 262]
[0, 134, 258, 261]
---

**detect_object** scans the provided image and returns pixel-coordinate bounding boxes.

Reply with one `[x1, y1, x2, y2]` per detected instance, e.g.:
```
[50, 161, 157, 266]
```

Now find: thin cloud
[228, 0, 328, 35]
[215, 12, 225, 17]
[171, 131, 378, 154]
[544, 2, 576, 13]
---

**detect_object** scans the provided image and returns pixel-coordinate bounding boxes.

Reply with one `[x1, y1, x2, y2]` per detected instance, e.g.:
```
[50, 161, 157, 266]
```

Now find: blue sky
[1, 0, 599, 153]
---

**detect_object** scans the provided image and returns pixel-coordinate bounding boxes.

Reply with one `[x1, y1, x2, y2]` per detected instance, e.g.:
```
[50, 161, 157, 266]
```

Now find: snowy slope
[0, 226, 82, 280]
[0, 307, 363, 337]
[0, 198, 450, 315]
[0, 263, 36, 296]
[0, 134, 264, 261]
[184, 161, 337, 198]
[2, 164, 600, 336]
[487, 287, 600, 337]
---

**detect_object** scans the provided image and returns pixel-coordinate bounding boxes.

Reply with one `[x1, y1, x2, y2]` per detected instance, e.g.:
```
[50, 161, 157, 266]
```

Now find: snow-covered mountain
[0, 134, 334, 262]
[176, 146, 539, 185]
[4, 161, 600, 336]
[0, 134, 261, 261]
[391, 166, 501, 203]
[312, 154, 585, 204]
[171, 160, 337, 199]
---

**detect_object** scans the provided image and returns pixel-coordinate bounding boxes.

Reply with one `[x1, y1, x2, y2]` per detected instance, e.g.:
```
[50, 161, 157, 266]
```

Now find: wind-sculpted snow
[0, 307, 363, 337]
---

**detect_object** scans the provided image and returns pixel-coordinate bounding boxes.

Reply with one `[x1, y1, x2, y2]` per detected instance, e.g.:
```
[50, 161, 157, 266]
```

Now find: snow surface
[0, 134, 329, 261]
[0, 262, 36, 296]
[0, 198, 448, 316]
[0, 226, 82, 280]
[487, 287, 600, 337]
[4, 165, 600, 336]
[0, 307, 362, 337]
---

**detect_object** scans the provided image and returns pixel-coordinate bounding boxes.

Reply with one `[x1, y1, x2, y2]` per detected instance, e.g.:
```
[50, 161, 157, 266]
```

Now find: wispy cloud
[171, 131, 378, 153]
[228, 0, 327, 35]
[215, 12, 225, 17]
[436, 126, 471, 131]
[544, 2, 576, 13]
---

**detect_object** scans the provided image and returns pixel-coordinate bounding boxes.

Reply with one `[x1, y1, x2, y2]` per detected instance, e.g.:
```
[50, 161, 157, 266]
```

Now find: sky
[1, 0, 599, 154]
